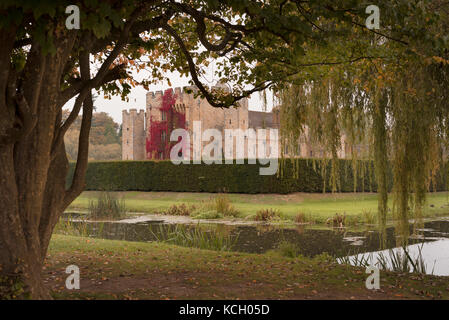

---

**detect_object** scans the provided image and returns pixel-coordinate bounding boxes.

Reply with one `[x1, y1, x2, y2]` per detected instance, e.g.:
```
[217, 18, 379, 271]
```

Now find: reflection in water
[345, 240, 449, 276]
[64, 218, 449, 276]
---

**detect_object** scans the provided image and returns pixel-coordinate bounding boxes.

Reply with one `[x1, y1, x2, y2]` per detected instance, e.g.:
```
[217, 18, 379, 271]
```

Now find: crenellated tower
[122, 109, 146, 160]
[144, 85, 250, 160]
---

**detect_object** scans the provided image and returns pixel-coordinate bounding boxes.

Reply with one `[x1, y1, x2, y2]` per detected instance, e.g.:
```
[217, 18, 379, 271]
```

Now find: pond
[62, 215, 449, 276]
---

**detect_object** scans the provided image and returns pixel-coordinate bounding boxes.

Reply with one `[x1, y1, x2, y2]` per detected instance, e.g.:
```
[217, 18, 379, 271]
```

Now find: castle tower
[122, 109, 146, 160]
[142, 85, 252, 160]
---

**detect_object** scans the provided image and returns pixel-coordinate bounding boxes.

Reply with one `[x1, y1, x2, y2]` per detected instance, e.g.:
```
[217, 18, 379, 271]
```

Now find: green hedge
[66, 159, 448, 194]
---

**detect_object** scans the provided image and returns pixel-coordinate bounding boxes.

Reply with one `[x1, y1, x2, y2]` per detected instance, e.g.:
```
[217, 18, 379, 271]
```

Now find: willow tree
[1, 0, 400, 299]
[277, 1, 449, 245]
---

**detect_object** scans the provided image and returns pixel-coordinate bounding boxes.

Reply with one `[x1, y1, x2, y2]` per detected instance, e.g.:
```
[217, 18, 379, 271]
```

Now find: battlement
[123, 109, 145, 117]
[146, 86, 204, 101]
[145, 82, 246, 102]
[145, 84, 248, 114]
[146, 90, 164, 99]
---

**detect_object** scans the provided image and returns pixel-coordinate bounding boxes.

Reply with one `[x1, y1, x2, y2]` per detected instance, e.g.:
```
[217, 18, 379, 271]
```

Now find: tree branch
[63, 50, 94, 208]
[59, 63, 127, 105]
[53, 9, 142, 155]
[163, 22, 272, 108]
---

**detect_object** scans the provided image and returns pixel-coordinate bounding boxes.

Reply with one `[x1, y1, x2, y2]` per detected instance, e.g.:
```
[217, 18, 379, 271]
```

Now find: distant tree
[89, 143, 121, 161]
[63, 110, 121, 160]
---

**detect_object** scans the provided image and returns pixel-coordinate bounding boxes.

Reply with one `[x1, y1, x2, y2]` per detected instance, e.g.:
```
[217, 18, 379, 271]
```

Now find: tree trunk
[0, 144, 56, 299]
[0, 13, 130, 299]
[0, 29, 79, 299]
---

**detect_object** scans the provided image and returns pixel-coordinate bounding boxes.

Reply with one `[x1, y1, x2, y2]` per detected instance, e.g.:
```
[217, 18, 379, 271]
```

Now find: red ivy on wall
[146, 89, 186, 159]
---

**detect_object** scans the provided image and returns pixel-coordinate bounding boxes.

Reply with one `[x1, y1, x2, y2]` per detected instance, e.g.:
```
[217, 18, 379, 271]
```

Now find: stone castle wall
[122, 109, 146, 160]
[123, 85, 352, 161]
[144, 86, 252, 160]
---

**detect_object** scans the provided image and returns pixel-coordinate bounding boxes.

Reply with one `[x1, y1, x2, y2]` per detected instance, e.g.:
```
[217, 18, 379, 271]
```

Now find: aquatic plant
[337, 253, 371, 268]
[362, 210, 376, 225]
[187, 194, 240, 219]
[165, 203, 195, 216]
[276, 240, 301, 258]
[325, 213, 346, 227]
[338, 244, 434, 275]
[254, 208, 281, 221]
[313, 252, 335, 263]
[294, 212, 306, 224]
[150, 224, 238, 251]
[214, 194, 240, 217]
[88, 191, 126, 220]
[53, 219, 90, 237]
[191, 210, 223, 220]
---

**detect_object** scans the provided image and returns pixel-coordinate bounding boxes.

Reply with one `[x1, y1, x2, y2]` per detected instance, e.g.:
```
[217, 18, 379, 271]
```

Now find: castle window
[229, 119, 231, 124]
[161, 131, 166, 142]
[126, 128, 129, 131]
[161, 110, 166, 121]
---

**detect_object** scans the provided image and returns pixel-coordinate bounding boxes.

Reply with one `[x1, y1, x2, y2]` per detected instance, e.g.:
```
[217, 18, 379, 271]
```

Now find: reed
[150, 223, 238, 251]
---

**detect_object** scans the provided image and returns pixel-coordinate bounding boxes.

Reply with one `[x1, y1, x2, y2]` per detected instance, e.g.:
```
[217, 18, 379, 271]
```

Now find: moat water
[62, 215, 449, 276]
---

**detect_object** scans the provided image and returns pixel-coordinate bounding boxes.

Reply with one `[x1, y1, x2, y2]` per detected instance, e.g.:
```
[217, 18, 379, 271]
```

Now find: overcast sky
[63, 64, 274, 125]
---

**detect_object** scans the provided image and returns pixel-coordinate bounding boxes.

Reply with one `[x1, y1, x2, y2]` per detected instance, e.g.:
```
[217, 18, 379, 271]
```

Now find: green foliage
[66, 158, 441, 194]
[63, 111, 121, 161]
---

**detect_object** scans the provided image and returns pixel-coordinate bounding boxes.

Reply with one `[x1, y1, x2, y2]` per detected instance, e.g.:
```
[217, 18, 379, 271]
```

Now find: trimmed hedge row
[67, 159, 448, 194]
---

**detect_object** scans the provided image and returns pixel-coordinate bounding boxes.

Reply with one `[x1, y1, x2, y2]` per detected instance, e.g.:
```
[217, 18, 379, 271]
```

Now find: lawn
[46, 234, 449, 299]
[68, 191, 449, 223]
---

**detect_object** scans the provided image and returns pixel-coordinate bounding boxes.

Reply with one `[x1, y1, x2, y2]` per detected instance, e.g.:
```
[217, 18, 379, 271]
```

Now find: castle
[122, 85, 362, 161]
[123, 84, 282, 161]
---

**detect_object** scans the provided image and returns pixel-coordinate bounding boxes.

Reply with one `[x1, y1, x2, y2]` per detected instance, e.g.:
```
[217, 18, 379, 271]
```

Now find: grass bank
[68, 191, 449, 224]
[46, 234, 449, 299]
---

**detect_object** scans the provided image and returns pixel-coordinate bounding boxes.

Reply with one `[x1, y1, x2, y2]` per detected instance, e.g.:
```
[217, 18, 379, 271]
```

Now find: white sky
[64, 65, 274, 125]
